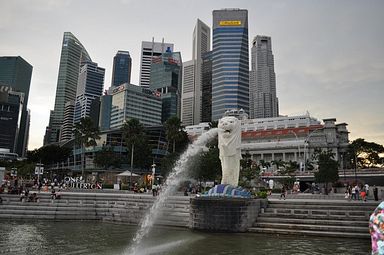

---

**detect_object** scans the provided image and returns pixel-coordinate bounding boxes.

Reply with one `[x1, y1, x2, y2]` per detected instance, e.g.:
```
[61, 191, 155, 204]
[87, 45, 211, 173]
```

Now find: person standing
[351, 186, 356, 200]
[280, 186, 286, 200]
[355, 184, 360, 200]
[373, 186, 379, 201]
[365, 183, 370, 198]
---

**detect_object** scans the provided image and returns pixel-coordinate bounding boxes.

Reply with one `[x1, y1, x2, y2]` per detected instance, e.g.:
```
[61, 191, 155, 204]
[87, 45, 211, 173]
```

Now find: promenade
[0, 190, 380, 239]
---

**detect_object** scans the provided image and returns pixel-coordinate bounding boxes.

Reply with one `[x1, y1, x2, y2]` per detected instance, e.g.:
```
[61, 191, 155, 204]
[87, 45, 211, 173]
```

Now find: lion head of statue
[218, 116, 240, 139]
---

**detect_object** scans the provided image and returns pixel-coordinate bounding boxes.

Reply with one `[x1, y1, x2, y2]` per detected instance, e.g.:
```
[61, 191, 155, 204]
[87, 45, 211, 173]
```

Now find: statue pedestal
[190, 197, 260, 232]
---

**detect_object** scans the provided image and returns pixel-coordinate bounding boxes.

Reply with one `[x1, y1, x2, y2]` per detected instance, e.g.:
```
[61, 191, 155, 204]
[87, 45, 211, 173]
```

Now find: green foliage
[349, 138, 384, 168]
[314, 150, 339, 194]
[209, 121, 218, 129]
[94, 146, 121, 169]
[102, 184, 113, 189]
[259, 159, 271, 169]
[239, 159, 260, 189]
[73, 117, 100, 175]
[280, 176, 296, 189]
[276, 161, 297, 176]
[27, 145, 71, 165]
[121, 118, 152, 169]
[73, 117, 100, 148]
[160, 152, 179, 177]
[256, 191, 268, 199]
[164, 116, 189, 153]
[191, 132, 221, 181]
[197, 146, 221, 181]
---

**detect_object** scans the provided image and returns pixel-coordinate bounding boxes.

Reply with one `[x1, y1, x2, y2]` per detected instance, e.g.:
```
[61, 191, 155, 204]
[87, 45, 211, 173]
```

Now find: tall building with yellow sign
[212, 9, 249, 121]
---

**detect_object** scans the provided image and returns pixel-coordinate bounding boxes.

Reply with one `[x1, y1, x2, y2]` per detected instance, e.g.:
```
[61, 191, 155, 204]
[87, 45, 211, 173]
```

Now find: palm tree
[164, 116, 184, 153]
[209, 120, 218, 129]
[121, 118, 145, 188]
[73, 117, 100, 177]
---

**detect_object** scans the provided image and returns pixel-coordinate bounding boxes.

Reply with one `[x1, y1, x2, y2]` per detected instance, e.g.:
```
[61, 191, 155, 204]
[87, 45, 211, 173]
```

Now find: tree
[314, 150, 339, 195]
[121, 118, 148, 187]
[164, 116, 189, 153]
[27, 145, 71, 165]
[73, 117, 100, 176]
[349, 138, 384, 168]
[94, 146, 121, 169]
[239, 159, 260, 188]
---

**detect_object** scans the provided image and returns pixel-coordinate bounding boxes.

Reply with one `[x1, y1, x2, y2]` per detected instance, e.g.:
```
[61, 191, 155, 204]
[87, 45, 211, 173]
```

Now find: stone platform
[190, 197, 263, 232]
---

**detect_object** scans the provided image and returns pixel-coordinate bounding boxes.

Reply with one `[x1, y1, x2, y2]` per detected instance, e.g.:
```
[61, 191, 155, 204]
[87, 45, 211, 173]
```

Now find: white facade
[139, 39, 174, 88]
[185, 114, 349, 167]
[181, 60, 195, 126]
[109, 83, 162, 129]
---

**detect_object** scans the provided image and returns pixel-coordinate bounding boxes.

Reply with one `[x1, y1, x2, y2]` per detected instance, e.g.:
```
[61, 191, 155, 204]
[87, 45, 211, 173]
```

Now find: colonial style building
[185, 113, 349, 169]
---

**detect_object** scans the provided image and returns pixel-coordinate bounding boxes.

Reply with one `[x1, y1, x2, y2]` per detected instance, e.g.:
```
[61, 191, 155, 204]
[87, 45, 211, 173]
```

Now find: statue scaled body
[218, 116, 242, 187]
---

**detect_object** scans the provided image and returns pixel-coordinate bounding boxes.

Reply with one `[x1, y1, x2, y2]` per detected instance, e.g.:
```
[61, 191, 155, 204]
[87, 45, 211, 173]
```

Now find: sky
[1, 0, 383, 150]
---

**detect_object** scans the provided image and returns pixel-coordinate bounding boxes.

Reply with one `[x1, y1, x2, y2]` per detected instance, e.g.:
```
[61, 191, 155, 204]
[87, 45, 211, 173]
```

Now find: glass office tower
[0, 56, 32, 156]
[111, 51, 132, 87]
[45, 32, 91, 144]
[150, 49, 182, 122]
[212, 9, 249, 120]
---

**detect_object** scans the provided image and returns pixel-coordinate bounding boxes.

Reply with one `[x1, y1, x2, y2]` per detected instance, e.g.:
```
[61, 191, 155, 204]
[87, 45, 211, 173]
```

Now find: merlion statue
[218, 116, 242, 187]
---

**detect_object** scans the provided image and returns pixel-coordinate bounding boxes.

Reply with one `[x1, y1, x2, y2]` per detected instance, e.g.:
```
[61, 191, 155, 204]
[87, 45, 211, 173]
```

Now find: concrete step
[0, 213, 101, 220]
[254, 222, 368, 233]
[268, 199, 379, 207]
[256, 217, 368, 227]
[259, 212, 368, 221]
[264, 208, 369, 218]
[267, 203, 377, 211]
[248, 227, 370, 239]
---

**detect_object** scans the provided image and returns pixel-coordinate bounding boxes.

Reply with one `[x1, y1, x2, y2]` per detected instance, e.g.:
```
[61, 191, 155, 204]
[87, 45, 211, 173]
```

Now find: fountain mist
[126, 128, 219, 255]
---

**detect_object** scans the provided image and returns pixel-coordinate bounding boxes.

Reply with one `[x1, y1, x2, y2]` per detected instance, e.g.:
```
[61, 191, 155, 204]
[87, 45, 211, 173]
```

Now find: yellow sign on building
[219, 20, 242, 26]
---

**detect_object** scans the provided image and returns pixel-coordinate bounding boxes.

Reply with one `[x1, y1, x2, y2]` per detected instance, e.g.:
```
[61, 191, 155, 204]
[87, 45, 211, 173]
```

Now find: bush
[102, 184, 113, 189]
[256, 191, 268, 199]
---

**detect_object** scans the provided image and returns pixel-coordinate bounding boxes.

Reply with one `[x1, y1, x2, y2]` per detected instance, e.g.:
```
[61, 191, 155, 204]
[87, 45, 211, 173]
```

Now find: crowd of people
[345, 183, 379, 201]
[0, 176, 65, 202]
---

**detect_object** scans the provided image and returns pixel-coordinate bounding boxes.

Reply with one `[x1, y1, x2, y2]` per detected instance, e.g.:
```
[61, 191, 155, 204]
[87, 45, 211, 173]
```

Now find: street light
[341, 153, 346, 182]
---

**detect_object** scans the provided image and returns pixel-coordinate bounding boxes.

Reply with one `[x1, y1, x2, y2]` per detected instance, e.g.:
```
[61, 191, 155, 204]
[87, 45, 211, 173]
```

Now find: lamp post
[354, 150, 357, 183]
[341, 153, 346, 182]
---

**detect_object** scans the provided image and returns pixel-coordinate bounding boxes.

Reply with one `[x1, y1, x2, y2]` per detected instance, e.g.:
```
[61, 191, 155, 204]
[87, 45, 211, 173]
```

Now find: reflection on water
[0, 220, 370, 255]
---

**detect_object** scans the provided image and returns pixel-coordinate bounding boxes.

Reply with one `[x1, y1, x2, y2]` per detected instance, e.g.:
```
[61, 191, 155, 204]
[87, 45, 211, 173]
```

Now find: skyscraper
[111, 51, 132, 87]
[212, 9, 249, 120]
[150, 49, 182, 122]
[59, 100, 74, 142]
[109, 83, 162, 129]
[0, 56, 32, 156]
[201, 51, 213, 122]
[181, 60, 194, 126]
[139, 39, 174, 88]
[250, 35, 278, 118]
[73, 62, 105, 124]
[192, 19, 211, 124]
[45, 32, 91, 144]
[0, 85, 24, 154]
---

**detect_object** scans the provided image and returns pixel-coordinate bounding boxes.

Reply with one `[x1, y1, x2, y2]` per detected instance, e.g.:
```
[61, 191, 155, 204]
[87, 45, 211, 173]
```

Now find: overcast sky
[1, 0, 383, 150]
